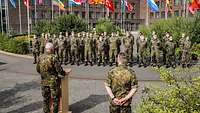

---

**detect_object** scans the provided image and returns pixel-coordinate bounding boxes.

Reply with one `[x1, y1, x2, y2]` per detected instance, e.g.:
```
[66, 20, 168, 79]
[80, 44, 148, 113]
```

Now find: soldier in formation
[32, 35, 40, 64]
[33, 30, 191, 68]
[150, 31, 160, 67]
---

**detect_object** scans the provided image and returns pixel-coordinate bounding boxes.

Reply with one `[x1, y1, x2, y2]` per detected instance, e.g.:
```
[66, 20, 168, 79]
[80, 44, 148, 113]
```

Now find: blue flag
[9, 0, 16, 8]
[147, 0, 159, 12]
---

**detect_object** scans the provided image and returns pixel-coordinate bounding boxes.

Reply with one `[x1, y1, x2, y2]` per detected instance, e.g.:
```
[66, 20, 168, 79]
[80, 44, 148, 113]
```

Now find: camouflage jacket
[105, 64, 138, 106]
[36, 53, 65, 87]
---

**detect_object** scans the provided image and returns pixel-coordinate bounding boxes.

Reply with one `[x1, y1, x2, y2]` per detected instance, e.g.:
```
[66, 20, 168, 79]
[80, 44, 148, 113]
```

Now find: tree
[56, 14, 88, 33]
[95, 18, 121, 35]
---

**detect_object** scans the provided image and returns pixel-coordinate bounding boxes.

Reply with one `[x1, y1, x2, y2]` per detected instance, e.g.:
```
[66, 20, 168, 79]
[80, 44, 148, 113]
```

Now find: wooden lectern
[50, 68, 72, 113]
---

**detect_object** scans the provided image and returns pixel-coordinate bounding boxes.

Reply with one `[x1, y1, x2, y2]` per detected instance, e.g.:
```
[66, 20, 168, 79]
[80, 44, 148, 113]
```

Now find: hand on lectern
[64, 68, 71, 76]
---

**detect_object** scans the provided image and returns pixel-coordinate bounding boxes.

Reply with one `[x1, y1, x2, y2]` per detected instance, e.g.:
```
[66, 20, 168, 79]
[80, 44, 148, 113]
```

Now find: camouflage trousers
[166, 53, 175, 66]
[97, 50, 105, 63]
[181, 50, 190, 65]
[65, 48, 71, 63]
[59, 48, 66, 64]
[71, 48, 77, 64]
[109, 104, 131, 113]
[125, 48, 133, 62]
[85, 46, 92, 62]
[41, 86, 59, 113]
[109, 49, 117, 63]
[151, 50, 159, 65]
[138, 50, 145, 66]
[33, 52, 39, 63]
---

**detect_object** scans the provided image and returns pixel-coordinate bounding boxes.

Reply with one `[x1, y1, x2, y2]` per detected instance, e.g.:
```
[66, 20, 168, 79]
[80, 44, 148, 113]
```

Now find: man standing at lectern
[36, 42, 66, 113]
[105, 52, 138, 113]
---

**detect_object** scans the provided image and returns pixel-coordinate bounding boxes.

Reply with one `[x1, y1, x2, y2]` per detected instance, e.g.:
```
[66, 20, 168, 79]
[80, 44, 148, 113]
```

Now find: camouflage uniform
[91, 33, 97, 63]
[64, 32, 71, 64]
[40, 33, 45, 54]
[150, 34, 160, 66]
[104, 33, 110, 65]
[105, 64, 138, 113]
[70, 32, 77, 65]
[162, 33, 170, 64]
[36, 53, 65, 113]
[165, 37, 176, 68]
[179, 33, 186, 65]
[32, 35, 40, 64]
[109, 33, 117, 66]
[84, 33, 92, 65]
[137, 35, 147, 67]
[52, 34, 59, 57]
[116, 32, 121, 55]
[80, 32, 85, 63]
[76, 33, 81, 65]
[97, 35, 105, 66]
[123, 32, 133, 64]
[181, 37, 191, 67]
[58, 33, 67, 64]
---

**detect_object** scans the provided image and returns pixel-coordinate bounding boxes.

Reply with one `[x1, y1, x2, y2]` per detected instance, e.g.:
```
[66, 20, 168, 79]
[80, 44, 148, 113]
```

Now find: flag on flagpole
[88, 0, 104, 4]
[52, 0, 65, 10]
[104, 0, 114, 12]
[188, 0, 200, 15]
[121, 0, 125, 13]
[23, 0, 29, 7]
[9, 0, 16, 8]
[68, 0, 81, 6]
[124, 0, 133, 12]
[146, 0, 159, 12]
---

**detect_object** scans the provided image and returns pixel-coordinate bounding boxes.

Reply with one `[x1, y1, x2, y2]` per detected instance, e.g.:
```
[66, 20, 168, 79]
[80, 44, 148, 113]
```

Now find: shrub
[135, 67, 200, 113]
[0, 34, 29, 54]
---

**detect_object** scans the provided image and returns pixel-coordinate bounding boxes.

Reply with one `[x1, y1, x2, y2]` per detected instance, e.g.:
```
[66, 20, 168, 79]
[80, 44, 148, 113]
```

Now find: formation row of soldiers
[32, 31, 191, 68]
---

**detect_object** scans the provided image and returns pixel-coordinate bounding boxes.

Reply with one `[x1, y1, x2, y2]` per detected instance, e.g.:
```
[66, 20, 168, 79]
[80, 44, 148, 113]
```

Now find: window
[161, 11, 165, 18]
[174, 10, 179, 16]
[126, 13, 129, 19]
[82, 12, 86, 19]
[131, 13, 135, 19]
[115, 12, 118, 19]
[155, 12, 160, 18]
[150, 12, 154, 19]
[89, 12, 93, 19]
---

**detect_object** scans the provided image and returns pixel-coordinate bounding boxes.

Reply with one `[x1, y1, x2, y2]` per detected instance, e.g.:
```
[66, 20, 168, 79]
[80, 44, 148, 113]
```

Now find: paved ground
[0, 51, 165, 113]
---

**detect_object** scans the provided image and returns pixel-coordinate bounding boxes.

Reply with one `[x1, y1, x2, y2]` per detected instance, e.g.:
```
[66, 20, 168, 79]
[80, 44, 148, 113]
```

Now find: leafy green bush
[0, 34, 29, 54]
[135, 67, 200, 113]
[56, 14, 88, 33]
[33, 14, 88, 34]
[95, 18, 121, 35]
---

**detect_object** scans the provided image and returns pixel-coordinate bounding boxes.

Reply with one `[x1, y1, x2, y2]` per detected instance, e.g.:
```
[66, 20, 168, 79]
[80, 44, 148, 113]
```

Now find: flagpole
[0, 0, 3, 33]
[18, 0, 22, 33]
[6, 0, 10, 34]
[27, 0, 30, 35]
[52, 0, 54, 21]
[185, 0, 189, 17]
[4, 0, 7, 33]
[145, 0, 149, 26]
[165, 0, 168, 20]
[34, 0, 37, 24]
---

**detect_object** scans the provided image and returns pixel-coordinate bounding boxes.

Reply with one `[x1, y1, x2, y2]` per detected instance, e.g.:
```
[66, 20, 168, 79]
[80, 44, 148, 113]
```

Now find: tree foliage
[135, 67, 200, 113]
[95, 18, 121, 35]
[56, 14, 87, 33]
[33, 14, 88, 34]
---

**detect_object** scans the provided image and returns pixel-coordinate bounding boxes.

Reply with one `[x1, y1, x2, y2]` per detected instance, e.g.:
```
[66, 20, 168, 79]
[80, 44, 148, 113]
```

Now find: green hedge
[0, 34, 29, 54]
